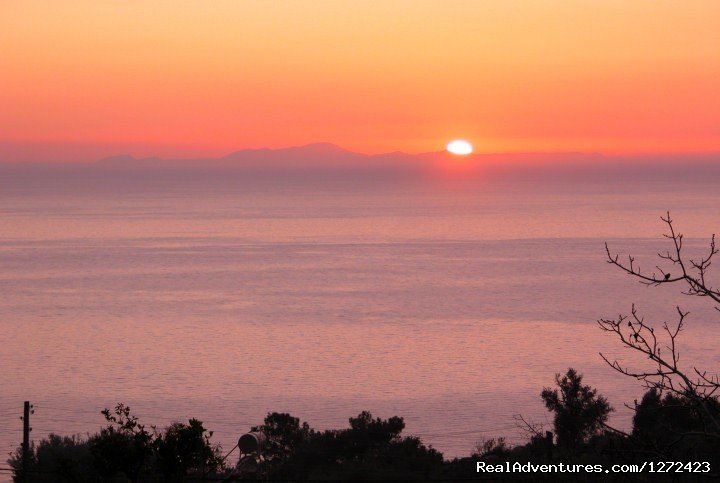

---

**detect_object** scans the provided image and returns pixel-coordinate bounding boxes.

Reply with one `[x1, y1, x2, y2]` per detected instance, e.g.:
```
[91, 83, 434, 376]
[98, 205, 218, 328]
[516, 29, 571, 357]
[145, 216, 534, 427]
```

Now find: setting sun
[446, 140, 473, 155]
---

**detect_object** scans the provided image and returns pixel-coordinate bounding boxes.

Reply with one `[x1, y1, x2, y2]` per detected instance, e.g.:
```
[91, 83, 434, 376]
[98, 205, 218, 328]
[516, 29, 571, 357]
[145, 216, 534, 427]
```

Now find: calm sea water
[1, 166, 720, 460]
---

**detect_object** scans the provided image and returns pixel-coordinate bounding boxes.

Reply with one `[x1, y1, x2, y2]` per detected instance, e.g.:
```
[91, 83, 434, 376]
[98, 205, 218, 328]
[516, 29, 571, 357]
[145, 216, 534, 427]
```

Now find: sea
[2, 163, 720, 462]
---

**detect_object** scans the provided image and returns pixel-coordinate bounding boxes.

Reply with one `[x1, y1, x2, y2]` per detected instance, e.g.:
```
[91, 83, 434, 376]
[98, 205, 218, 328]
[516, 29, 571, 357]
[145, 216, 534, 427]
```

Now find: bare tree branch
[605, 212, 720, 304]
[599, 213, 720, 442]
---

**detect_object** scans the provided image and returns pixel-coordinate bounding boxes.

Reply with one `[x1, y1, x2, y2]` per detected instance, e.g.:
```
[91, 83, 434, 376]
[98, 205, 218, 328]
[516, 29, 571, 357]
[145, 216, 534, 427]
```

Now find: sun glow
[446, 140, 473, 155]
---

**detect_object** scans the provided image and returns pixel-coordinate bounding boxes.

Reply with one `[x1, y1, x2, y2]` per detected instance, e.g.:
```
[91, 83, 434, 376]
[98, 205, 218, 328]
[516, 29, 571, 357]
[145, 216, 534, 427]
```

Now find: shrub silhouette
[154, 418, 223, 481]
[8, 404, 226, 482]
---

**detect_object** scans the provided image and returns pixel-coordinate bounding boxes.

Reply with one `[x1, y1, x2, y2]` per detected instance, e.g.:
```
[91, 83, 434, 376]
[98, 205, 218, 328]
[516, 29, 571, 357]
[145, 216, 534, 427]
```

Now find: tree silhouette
[250, 411, 442, 480]
[541, 368, 612, 448]
[252, 412, 312, 465]
[89, 404, 153, 483]
[154, 419, 223, 481]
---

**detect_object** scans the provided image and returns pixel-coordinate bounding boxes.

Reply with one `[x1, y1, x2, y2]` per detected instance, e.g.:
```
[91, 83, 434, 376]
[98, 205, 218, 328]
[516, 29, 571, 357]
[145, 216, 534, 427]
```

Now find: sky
[1, 0, 719, 161]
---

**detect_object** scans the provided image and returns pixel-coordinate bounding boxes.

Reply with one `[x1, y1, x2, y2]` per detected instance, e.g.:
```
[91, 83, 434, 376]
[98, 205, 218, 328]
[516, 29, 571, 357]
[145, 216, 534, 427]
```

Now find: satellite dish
[238, 432, 267, 454]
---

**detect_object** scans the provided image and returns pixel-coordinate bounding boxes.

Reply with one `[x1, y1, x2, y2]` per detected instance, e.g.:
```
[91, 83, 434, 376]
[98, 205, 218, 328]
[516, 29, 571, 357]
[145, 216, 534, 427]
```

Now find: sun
[446, 139, 473, 155]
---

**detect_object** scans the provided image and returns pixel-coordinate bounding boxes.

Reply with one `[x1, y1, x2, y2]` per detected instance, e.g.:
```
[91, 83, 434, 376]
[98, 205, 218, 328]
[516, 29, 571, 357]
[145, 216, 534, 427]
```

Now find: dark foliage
[154, 419, 224, 481]
[252, 411, 443, 480]
[632, 389, 720, 462]
[251, 411, 311, 464]
[8, 404, 225, 482]
[89, 404, 154, 482]
[541, 368, 613, 448]
[9, 388, 720, 481]
[7, 435, 96, 483]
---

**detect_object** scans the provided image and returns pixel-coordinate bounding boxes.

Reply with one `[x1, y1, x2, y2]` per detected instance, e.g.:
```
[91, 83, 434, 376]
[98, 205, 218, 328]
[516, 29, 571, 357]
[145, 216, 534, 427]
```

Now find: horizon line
[1, 141, 720, 164]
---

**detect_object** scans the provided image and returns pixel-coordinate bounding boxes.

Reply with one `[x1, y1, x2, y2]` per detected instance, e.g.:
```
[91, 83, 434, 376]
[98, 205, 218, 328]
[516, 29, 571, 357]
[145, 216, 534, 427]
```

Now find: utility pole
[545, 430, 553, 462]
[22, 401, 31, 482]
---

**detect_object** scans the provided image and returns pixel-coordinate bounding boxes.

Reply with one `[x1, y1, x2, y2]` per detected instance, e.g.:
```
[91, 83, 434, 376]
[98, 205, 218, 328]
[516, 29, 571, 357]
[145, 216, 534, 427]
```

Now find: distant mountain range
[95, 142, 611, 170]
[97, 142, 422, 168]
[3, 143, 717, 181]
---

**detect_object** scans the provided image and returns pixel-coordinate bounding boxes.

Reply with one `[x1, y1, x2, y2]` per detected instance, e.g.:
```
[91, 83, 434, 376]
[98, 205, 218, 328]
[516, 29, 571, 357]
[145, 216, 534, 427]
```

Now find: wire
[220, 442, 239, 462]
[413, 424, 520, 438]
[32, 404, 253, 428]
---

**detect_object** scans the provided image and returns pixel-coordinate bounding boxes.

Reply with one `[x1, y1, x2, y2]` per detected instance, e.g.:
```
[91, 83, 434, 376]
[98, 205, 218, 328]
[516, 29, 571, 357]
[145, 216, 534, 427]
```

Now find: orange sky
[1, 0, 719, 161]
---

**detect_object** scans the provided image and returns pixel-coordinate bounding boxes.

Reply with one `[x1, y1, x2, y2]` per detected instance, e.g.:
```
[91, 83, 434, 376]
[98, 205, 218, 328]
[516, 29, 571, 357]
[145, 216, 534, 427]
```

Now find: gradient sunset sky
[2, 0, 719, 161]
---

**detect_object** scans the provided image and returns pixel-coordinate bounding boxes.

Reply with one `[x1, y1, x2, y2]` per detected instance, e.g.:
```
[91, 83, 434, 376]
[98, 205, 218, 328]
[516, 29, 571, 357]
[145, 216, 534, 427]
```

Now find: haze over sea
[2, 160, 720, 458]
